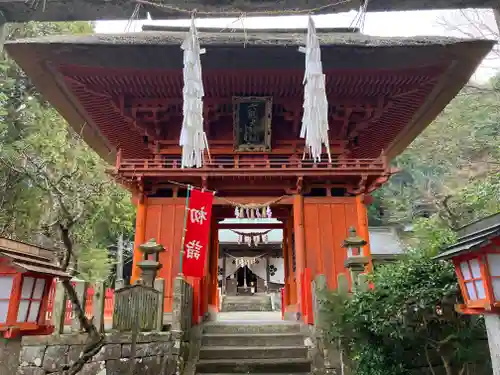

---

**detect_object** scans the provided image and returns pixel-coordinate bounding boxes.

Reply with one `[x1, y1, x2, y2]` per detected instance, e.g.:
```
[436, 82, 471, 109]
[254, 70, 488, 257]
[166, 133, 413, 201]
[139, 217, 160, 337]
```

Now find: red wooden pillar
[286, 215, 296, 308]
[293, 194, 306, 320]
[282, 219, 290, 307]
[131, 193, 147, 283]
[303, 268, 314, 324]
[208, 216, 219, 316]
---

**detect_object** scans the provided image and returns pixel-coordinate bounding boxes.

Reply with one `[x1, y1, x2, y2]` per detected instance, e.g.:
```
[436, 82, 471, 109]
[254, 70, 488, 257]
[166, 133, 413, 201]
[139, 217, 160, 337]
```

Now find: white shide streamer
[180, 18, 209, 168]
[299, 16, 331, 163]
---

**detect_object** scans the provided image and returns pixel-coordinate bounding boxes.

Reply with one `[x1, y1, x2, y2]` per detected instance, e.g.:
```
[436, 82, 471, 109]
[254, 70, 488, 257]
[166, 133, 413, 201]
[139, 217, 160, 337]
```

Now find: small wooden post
[52, 281, 66, 335]
[92, 281, 105, 333]
[71, 279, 88, 333]
[154, 278, 165, 331]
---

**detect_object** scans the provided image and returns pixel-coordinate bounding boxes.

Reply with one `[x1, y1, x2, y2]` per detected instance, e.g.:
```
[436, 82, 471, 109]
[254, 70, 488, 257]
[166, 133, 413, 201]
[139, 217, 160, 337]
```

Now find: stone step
[197, 373, 309, 375]
[199, 346, 308, 360]
[201, 332, 305, 347]
[195, 358, 311, 374]
[221, 303, 272, 312]
[222, 296, 273, 312]
[223, 295, 269, 301]
[203, 323, 302, 335]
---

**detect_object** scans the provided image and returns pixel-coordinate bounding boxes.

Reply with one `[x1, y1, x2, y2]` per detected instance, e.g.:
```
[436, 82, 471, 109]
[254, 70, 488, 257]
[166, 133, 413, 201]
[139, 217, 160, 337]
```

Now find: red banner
[182, 188, 214, 278]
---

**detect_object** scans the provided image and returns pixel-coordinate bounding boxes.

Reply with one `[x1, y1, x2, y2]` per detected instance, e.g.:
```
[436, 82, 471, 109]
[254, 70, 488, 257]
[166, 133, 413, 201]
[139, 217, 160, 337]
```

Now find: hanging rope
[299, 16, 331, 164]
[136, 0, 352, 17]
[229, 229, 272, 247]
[180, 16, 209, 168]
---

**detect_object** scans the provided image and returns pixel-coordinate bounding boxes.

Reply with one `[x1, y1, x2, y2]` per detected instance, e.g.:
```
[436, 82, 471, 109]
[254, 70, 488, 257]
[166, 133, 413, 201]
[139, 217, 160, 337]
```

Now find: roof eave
[434, 225, 500, 260]
[385, 41, 494, 159]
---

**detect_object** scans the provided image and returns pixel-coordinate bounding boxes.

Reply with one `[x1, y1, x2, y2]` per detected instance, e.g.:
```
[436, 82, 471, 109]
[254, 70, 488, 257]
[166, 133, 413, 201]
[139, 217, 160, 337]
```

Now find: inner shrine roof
[5, 30, 494, 162]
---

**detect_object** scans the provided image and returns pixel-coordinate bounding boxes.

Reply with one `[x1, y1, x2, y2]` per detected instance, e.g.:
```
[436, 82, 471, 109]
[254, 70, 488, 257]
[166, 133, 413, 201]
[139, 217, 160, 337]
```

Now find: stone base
[17, 332, 174, 375]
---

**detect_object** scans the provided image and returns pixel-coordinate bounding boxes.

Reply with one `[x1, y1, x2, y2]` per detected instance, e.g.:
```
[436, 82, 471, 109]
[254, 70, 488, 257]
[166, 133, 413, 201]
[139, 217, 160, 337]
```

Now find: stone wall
[1, 336, 22, 374]
[17, 332, 173, 375]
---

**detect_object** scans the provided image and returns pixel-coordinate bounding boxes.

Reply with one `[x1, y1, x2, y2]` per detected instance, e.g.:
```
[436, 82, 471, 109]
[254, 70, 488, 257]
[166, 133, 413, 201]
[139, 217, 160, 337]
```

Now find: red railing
[117, 156, 386, 172]
[45, 281, 115, 325]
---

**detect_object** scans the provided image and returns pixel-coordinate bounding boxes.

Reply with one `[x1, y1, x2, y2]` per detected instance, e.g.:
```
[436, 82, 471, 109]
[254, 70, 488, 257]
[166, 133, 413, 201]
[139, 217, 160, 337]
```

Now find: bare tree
[0, 144, 107, 375]
[438, 8, 500, 90]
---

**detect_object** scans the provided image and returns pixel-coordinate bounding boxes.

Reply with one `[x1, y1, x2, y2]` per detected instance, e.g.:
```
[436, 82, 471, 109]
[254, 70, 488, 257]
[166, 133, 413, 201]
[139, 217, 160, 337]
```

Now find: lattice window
[0, 275, 14, 324]
[459, 259, 485, 301]
[17, 277, 46, 323]
[487, 253, 500, 301]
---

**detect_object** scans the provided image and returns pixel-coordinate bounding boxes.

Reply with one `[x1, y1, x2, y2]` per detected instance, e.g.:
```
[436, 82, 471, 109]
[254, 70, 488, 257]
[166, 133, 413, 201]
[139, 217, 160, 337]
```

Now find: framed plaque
[233, 96, 272, 152]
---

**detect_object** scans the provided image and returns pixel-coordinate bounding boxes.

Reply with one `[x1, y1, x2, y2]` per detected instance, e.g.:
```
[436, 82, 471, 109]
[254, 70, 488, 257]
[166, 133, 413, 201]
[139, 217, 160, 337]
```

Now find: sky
[95, 8, 500, 83]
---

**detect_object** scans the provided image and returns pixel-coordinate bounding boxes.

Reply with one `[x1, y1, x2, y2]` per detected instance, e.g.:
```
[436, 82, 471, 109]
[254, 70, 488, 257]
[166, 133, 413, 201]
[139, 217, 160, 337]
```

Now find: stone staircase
[221, 294, 273, 312]
[196, 321, 311, 374]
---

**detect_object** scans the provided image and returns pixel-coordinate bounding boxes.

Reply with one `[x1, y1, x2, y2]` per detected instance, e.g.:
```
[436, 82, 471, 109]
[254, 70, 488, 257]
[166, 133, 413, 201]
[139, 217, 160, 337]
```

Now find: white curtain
[218, 256, 285, 284]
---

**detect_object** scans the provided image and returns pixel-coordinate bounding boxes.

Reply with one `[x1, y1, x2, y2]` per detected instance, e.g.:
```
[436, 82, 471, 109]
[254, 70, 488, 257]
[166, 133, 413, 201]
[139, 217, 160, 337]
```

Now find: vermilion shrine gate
[5, 27, 493, 323]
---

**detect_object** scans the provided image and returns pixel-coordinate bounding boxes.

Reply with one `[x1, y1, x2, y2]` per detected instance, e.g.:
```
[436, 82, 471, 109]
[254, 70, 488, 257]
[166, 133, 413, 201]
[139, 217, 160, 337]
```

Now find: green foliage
[374, 78, 500, 229]
[321, 256, 490, 375]
[0, 21, 134, 282]
[409, 215, 457, 257]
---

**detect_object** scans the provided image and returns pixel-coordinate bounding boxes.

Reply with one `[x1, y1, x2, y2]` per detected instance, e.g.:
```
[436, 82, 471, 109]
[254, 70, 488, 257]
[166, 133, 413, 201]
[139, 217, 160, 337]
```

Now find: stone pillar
[154, 278, 165, 331]
[52, 281, 66, 335]
[71, 279, 88, 333]
[485, 314, 500, 375]
[171, 275, 193, 375]
[0, 337, 21, 375]
[116, 233, 125, 288]
[92, 281, 105, 333]
[344, 257, 369, 291]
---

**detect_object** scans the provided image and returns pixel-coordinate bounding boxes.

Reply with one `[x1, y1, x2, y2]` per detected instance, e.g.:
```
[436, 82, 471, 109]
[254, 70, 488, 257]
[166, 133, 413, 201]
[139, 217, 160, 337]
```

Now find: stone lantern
[137, 238, 165, 288]
[342, 227, 369, 289]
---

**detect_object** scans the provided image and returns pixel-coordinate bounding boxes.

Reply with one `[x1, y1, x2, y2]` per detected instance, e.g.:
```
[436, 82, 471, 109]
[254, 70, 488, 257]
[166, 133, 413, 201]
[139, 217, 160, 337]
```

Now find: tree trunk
[61, 279, 97, 337]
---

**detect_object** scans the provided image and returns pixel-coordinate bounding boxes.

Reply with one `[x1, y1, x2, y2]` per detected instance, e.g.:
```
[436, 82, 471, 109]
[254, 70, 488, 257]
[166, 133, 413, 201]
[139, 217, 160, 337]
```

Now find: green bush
[320, 255, 490, 375]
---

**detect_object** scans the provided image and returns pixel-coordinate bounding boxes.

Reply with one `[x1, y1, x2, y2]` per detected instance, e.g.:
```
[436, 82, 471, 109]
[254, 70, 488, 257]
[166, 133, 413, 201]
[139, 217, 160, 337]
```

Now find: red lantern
[0, 237, 70, 338]
[435, 218, 500, 315]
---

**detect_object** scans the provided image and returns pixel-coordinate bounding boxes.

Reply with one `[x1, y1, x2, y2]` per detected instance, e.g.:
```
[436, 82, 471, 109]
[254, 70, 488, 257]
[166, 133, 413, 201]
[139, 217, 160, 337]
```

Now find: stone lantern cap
[139, 238, 165, 256]
[341, 227, 367, 249]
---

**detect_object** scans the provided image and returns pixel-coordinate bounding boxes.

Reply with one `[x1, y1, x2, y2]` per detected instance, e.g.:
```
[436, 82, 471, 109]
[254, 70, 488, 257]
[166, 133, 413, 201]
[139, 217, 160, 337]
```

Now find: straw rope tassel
[180, 17, 209, 168]
[299, 16, 331, 163]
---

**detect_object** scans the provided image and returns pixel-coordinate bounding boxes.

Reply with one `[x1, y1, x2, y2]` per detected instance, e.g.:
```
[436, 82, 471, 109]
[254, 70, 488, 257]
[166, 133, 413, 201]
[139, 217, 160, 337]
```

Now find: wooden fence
[45, 280, 115, 325]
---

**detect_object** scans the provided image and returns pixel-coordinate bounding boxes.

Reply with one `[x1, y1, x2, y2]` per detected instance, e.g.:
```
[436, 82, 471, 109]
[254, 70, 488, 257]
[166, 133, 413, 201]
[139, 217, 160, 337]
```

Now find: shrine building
[5, 27, 494, 322]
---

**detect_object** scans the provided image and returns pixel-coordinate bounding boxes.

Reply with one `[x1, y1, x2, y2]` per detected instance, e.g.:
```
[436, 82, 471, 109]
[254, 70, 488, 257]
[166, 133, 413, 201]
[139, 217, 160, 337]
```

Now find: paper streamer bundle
[180, 18, 209, 168]
[299, 16, 331, 163]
